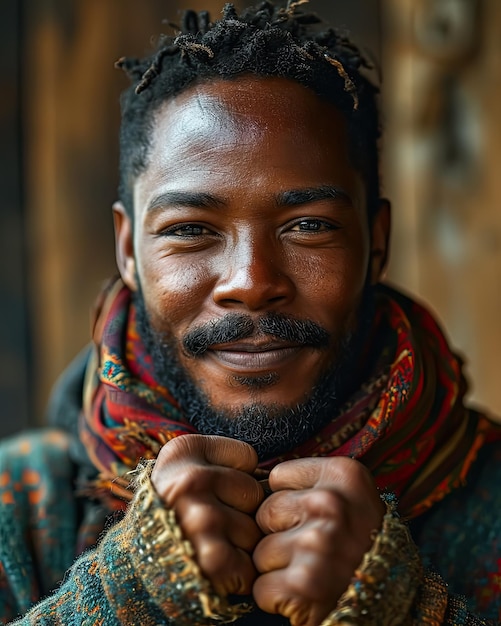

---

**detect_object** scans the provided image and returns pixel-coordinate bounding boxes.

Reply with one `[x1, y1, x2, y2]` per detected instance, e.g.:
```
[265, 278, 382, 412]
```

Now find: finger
[200, 435, 260, 472]
[192, 534, 258, 596]
[179, 497, 263, 553]
[253, 570, 287, 617]
[156, 434, 259, 473]
[214, 466, 265, 513]
[269, 456, 378, 504]
[255, 489, 303, 533]
[153, 457, 264, 513]
[252, 529, 292, 573]
[253, 516, 343, 573]
[253, 570, 332, 626]
[256, 486, 352, 535]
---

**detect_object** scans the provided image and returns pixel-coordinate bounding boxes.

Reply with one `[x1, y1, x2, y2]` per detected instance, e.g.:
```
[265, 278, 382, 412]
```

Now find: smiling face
[114, 75, 389, 433]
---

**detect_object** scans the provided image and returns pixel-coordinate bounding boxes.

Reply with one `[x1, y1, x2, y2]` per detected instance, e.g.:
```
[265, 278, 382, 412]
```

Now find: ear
[113, 201, 138, 291]
[369, 198, 391, 285]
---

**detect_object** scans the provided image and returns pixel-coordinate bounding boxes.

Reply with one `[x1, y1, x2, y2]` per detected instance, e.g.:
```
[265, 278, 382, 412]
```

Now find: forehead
[148, 75, 351, 158]
[172, 75, 335, 120]
[134, 75, 364, 213]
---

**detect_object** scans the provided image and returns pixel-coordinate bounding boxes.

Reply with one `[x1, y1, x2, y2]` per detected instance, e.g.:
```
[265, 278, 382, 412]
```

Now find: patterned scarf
[80, 278, 501, 519]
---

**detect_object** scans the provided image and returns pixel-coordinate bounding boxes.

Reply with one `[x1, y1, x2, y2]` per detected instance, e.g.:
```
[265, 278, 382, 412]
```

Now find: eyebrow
[146, 185, 352, 214]
[276, 185, 352, 207]
[146, 191, 224, 213]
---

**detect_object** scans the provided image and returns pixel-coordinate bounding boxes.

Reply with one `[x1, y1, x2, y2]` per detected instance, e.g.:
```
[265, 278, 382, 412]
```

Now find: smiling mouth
[208, 341, 305, 371]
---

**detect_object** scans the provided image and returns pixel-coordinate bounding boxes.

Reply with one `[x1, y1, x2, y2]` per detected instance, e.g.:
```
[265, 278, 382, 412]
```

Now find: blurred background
[1, 0, 500, 438]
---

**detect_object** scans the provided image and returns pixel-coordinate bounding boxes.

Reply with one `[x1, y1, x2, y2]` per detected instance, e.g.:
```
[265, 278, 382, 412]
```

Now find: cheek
[139, 255, 215, 330]
[287, 243, 369, 323]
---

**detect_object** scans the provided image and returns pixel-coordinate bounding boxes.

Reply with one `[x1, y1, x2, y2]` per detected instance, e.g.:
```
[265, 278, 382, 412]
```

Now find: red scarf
[80, 278, 501, 518]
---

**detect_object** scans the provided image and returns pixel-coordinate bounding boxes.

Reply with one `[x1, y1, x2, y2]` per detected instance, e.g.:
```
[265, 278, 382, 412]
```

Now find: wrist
[128, 461, 253, 625]
[320, 494, 423, 625]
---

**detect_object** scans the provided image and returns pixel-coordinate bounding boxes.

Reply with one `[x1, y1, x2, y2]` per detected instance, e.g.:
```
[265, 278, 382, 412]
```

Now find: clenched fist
[151, 437, 383, 626]
[151, 434, 265, 596]
[252, 456, 384, 626]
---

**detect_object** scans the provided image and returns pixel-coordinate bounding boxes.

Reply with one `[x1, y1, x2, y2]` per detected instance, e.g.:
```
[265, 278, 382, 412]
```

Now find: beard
[133, 285, 375, 462]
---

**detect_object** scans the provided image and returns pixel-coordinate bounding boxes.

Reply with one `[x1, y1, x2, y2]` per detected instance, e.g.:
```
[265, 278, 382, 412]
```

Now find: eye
[160, 223, 213, 237]
[290, 219, 338, 232]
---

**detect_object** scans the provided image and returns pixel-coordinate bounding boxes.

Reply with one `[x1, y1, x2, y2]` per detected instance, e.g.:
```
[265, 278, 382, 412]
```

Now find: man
[1, 2, 500, 624]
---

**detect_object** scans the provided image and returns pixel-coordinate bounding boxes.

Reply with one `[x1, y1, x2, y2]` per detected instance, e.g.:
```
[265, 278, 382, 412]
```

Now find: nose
[212, 236, 295, 311]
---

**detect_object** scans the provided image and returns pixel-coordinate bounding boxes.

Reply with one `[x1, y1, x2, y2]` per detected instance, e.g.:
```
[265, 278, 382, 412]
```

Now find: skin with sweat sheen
[114, 76, 387, 420]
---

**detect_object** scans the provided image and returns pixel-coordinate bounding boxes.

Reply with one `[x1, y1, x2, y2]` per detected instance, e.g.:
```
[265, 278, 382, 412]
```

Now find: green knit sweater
[1, 426, 500, 625]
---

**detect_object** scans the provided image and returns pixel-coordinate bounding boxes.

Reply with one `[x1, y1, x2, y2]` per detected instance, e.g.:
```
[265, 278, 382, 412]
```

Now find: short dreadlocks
[116, 0, 380, 222]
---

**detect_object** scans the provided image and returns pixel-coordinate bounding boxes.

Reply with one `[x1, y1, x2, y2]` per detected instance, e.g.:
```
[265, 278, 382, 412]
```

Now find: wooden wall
[381, 0, 501, 416]
[24, 0, 174, 425]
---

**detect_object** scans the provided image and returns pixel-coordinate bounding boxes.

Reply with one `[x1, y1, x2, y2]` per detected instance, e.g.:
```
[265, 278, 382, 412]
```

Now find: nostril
[212, 268, 295, 311]
[268, 294, 287, 303]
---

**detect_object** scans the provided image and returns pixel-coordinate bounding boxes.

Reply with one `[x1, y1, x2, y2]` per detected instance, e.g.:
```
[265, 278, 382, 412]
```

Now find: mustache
[182, 312, 330, 357]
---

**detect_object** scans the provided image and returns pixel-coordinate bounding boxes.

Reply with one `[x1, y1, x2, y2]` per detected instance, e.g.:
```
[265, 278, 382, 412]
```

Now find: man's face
[115, 76, 387, 450]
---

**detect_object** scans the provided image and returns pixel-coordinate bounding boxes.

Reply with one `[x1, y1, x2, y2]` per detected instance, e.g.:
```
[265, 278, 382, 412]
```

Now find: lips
[208, 340, 304, 371]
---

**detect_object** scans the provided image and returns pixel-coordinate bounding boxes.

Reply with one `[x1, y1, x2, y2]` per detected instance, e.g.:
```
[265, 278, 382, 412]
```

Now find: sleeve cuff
[126, 460, 253, 625]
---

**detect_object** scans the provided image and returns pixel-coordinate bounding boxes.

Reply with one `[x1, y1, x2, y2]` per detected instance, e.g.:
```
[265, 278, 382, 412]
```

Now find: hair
[116, 0, 381, 222]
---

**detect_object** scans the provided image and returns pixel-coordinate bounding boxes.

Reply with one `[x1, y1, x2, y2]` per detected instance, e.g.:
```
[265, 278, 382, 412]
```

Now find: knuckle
[286, 565, 320, 599]
[303, 488, 346, 520]
[285, 563, 338, 619]
[196, 539, 231, 572]
[197, 543, 234, 587]
[256, 495, 281, 527]
[180, 501, 225, 536]
[173, 464, 212, 493]
[296, 518, 340, 552]
[318, 457, 378, 498]
[153, 463, 215, 505]
[285, 561, 311, 591]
